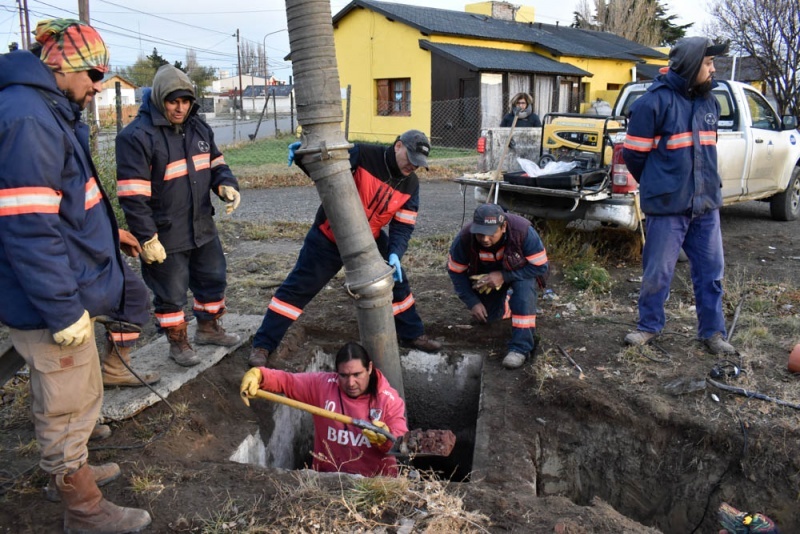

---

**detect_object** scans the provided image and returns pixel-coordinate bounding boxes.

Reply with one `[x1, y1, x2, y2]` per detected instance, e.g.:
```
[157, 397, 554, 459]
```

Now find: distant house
[95, 73, 136, 108]
[326, 0, 665, 146]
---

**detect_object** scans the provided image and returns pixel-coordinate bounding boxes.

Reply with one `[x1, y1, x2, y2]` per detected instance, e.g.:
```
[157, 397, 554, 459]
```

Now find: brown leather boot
[166, 323, 200, 367]
[195, 315, 241, 347]
[56, 463, 151, 533]
[90, 423, 112, 441]
[44, 463, 120, 503]
[102, 339, 160, 387]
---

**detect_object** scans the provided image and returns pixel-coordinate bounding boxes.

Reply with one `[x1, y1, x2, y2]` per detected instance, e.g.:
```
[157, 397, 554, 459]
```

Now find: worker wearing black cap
[116, 64, 243, 367]
[249, 130, 441, 367]
[622, 37, 735, 356]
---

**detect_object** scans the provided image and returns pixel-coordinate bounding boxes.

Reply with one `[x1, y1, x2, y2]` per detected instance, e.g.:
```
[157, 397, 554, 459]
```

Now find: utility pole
[22, 0, 31, 49]
[78, 0, 98, 145]
[236, 29, 244, 120]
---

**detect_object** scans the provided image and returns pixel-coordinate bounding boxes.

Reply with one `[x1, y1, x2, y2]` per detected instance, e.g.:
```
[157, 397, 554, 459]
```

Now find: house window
[377, 78, 411, 116]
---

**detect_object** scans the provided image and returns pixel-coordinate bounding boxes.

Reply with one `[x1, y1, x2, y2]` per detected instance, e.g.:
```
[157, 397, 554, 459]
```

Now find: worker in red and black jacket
[448, 204, 549, 370]
[249, 130, 441, 367]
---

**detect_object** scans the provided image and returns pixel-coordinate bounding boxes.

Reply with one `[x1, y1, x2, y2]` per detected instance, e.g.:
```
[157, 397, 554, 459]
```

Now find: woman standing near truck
[501, 92, 541, 127]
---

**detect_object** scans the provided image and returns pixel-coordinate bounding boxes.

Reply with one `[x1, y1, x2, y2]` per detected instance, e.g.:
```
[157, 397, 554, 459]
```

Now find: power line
[97, 0, 231, 37]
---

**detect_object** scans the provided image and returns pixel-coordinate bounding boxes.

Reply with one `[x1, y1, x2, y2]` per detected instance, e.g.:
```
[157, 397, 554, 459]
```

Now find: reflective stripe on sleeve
[117, 179, 151, 197]
[393, 209, 417, 225]
[0, 186, 61, 216]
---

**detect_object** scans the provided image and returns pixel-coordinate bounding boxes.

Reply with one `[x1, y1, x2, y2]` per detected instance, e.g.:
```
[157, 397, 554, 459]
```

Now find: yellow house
[331, 0, 665, 146]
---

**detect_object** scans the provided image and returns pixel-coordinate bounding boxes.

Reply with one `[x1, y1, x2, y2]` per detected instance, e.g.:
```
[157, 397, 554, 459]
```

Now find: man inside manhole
[240, 342, 408, 477]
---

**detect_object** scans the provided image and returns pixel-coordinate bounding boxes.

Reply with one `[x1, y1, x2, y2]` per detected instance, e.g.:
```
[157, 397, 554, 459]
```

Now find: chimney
[490, 1, 518, 21]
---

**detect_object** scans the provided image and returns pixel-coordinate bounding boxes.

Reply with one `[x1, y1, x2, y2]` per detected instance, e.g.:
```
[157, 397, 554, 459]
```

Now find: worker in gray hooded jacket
[116, 64, 242, 367]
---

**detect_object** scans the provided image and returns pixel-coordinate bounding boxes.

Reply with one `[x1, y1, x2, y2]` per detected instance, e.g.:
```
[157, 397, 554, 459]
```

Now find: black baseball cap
[399, 129, 431, 169]
[471, 204, 506, 234]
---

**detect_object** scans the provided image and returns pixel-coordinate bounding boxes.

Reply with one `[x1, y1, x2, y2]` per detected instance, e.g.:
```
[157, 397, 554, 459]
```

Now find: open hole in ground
[230, 349, 483, 481]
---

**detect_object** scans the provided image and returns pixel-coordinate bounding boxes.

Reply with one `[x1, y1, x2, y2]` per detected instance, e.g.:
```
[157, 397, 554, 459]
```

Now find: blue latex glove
[287, 141, 302, 167]
[388, 253, 403, 283]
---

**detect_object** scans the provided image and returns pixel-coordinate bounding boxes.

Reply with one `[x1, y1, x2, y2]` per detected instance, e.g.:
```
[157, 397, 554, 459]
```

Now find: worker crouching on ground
[248, 130, 441, 367]
[240, 342, 408, 477]
[116, 64, 242, 367]
[448, 204, 549, 369]
[0, 19, 151, 532]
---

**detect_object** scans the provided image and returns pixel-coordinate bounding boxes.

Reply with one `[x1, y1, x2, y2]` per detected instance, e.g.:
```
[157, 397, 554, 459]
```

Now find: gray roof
[334, 0, 665, 61]
[420, 41, 592, 77]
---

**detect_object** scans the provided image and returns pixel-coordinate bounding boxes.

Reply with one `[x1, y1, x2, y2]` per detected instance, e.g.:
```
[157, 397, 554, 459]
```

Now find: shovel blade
[389, 429, 456, 457]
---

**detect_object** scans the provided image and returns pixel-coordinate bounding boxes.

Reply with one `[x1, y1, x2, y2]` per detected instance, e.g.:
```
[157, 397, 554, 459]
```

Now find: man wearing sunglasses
[0, 19, 151, 533]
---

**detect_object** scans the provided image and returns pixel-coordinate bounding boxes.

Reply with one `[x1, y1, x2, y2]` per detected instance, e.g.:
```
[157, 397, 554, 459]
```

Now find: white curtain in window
[480, 73, 503, 129]
[533, 76, 553, 119]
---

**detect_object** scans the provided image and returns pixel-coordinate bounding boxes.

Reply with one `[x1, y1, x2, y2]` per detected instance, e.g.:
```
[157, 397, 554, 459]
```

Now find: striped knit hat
[34, 19, 109, 74]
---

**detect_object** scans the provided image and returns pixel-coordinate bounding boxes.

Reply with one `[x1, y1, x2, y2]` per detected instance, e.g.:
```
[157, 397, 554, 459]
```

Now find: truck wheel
[770, 166, 800, 221]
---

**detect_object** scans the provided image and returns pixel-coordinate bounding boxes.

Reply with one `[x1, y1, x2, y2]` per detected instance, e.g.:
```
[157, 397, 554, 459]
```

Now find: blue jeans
[253, 225, 425, 351]
[481, 277, 538, 354]
[141, 237, 228, 326]
[638, 210, 726, 339]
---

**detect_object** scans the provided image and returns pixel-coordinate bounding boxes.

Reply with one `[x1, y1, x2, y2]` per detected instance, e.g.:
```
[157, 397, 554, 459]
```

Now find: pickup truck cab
[456, 80, 800, 229]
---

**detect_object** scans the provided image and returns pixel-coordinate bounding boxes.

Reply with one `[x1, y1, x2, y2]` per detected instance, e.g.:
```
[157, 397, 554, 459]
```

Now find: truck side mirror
[782, 115, 798, 130]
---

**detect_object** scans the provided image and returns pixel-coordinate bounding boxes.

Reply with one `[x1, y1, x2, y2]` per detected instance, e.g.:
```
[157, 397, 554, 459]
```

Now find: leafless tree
[574, 0, 689, 46]
[710, 0, 799, 116]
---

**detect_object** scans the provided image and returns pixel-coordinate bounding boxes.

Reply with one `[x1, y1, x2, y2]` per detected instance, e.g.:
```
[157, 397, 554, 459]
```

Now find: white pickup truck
[455, 80, 800, 230]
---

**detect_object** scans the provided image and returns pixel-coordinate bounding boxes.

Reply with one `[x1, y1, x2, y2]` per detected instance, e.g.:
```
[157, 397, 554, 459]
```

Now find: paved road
[231, 180, 474, 238]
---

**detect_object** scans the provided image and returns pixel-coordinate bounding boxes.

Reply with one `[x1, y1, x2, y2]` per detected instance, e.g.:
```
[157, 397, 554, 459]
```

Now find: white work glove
[218, 185, 241, 214]
[141, 234, 166, 264]
[53, 310, 93, 347]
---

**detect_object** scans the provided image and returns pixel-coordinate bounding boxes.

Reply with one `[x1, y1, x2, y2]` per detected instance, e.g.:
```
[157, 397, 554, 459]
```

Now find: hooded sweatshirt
[621, 37, 722, 216]
[116, 65, 239, 252]
[0, 50, 125, 331]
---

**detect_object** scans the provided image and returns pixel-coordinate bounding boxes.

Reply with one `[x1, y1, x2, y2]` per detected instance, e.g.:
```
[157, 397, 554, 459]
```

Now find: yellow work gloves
[239, 367, 263, 407]
[140, 234, 166, 264]
[362, 419, 389, 447]
[470, 275, 500, 295]
[53, 310, 93, 347]
[218, 185, 241, 214]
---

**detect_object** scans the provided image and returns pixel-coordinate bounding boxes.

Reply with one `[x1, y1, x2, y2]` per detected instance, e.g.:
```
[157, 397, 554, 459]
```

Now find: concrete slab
[101, 314, 263, 422]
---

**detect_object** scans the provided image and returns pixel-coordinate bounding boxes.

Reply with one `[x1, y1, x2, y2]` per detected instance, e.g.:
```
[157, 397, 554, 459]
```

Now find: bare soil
[1, 180, 799, 533]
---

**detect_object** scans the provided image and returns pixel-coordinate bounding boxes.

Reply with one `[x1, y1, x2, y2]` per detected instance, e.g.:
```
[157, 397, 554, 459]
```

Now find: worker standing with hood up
[622, 37, 735, 356]
[116, 64, 242, 367]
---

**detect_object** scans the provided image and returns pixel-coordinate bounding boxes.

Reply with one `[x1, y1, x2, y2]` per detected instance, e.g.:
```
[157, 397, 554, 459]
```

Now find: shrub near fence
[98, 104, 138, 129]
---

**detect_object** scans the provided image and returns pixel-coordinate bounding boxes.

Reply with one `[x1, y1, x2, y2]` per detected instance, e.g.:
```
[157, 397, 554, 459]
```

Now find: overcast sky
[1, 0, 714, 80]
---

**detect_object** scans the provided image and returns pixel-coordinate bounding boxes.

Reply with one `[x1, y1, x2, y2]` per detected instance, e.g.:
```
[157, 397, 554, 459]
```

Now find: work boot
[166, 323, 200, 367]
[55, 463, 151, 534]
[44, 463, 120, 503]
[90, 423, 112, 441]
[704, 332, 737, 355]
[102, 339, 160, 387]
[624, 330, 657, 346]
[194, 316, 241, 347]
[248, 347, 270, 368]
[401, 335, 442, 353]
[502, 351, 527, 369]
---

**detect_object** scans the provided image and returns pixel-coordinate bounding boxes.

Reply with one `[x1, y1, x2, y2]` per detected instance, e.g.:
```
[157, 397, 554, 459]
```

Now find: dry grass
[1, 376, 31, 430]
[256, 469, 489, 533]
